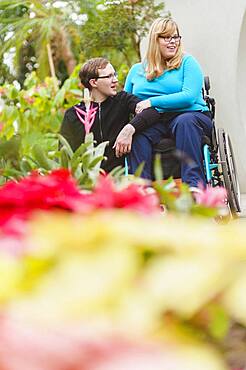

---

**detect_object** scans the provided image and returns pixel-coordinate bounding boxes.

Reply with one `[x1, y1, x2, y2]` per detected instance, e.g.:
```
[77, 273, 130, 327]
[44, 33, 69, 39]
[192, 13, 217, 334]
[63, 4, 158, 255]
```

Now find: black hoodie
[60, 91, 161, 172]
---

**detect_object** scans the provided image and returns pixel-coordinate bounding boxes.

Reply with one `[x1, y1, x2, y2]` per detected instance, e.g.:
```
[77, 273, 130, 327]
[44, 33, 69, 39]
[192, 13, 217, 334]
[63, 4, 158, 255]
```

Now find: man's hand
[113, 124, 135, 157]
[135, 99, 151, 113]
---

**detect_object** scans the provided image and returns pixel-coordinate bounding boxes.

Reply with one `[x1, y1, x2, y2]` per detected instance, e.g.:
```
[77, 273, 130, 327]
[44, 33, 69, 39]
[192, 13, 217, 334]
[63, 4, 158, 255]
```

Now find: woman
[123, 17, 212, 189]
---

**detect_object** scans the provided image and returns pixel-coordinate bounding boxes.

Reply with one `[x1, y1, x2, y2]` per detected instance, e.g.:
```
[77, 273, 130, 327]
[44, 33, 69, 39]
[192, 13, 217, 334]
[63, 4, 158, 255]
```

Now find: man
[60, 57, 160, 173]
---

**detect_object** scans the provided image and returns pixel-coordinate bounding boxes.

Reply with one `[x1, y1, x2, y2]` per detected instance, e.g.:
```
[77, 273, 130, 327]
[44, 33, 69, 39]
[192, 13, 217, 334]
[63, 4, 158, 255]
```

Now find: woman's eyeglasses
[96, 72, 118, 80]
[158, 35, 181, 43]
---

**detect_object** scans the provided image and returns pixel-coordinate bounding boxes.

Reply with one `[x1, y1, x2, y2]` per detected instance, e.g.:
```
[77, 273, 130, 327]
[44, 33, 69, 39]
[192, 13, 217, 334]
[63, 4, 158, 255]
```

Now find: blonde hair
[145, 18, 183, 80]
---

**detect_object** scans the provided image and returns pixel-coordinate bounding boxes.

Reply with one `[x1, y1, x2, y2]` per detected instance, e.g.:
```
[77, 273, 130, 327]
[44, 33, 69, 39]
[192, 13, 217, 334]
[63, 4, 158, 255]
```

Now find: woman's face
[158, 29, 181, 60]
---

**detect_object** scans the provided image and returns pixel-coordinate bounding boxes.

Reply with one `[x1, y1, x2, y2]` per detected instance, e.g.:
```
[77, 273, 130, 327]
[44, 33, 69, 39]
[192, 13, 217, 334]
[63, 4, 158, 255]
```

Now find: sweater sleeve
[129, 108, 161, 133]
[119, 91, 161, 133]
[123, 65, 162, 132]
[149, 56, 204, 110]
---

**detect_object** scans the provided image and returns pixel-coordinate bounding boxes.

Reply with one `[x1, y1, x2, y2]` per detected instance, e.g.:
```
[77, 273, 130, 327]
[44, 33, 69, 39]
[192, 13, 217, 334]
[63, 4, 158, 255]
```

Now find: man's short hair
[79, 57, 109, 90]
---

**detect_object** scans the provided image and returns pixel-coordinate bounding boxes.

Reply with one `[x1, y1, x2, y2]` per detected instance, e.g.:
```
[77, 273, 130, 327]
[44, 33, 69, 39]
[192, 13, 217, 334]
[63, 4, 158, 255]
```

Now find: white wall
[142, 0, 246, 190]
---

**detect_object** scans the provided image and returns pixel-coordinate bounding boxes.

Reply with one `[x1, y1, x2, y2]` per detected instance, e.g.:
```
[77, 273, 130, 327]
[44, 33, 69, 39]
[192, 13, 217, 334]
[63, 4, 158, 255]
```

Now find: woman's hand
[135, 99, 151, 113]
[113, 124, 135, 157]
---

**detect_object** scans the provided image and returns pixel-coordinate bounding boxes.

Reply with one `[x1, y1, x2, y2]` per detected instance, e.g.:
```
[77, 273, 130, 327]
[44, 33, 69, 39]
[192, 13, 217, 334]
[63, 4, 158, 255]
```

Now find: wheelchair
[153, 76, 241, 216]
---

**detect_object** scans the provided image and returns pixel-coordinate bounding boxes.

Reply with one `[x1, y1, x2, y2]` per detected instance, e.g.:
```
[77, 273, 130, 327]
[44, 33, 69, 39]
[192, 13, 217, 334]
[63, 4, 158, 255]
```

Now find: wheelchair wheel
[218, 128, 241, 214]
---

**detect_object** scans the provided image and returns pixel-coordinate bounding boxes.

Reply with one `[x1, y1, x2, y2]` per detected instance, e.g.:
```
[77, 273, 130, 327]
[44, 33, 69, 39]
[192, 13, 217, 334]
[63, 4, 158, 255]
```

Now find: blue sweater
[124, 54, 208, 113]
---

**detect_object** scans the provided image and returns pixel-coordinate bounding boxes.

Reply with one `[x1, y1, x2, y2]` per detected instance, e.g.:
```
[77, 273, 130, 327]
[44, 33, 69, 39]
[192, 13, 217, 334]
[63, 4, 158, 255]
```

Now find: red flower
[0, 169, 83, 237]
[0, 169, 82, 211]
[0, 171, 159, 240]
[81, 176, 159, 214]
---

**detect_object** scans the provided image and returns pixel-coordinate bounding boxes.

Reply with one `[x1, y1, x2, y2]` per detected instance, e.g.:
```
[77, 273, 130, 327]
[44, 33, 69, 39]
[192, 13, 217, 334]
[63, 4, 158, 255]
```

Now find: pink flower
[0, 87, 6, 96]
[74, 104, 98, 134]
[23, 96, 35, 105]
[0, 315, 176, 370]
[194, 185, 227, 208]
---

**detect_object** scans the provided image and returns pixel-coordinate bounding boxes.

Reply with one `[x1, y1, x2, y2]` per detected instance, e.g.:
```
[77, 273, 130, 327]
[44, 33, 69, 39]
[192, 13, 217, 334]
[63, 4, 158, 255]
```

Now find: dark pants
[128, 111, 213, 187]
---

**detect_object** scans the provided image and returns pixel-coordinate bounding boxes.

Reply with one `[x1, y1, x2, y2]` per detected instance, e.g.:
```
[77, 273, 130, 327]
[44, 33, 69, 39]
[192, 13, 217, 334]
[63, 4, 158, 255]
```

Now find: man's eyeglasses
[96, 72, 118, 80]
[158, 35, 181, 43]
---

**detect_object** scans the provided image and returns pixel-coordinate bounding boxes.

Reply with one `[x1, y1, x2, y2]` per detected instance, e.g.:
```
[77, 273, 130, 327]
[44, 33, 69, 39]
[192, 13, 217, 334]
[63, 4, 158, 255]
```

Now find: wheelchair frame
[202, 77, 241, 215]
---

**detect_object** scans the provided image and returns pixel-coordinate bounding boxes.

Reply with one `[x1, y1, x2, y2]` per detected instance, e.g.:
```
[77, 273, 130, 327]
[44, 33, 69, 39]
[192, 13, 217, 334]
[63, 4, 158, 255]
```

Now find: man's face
[93, 63, 118, 99]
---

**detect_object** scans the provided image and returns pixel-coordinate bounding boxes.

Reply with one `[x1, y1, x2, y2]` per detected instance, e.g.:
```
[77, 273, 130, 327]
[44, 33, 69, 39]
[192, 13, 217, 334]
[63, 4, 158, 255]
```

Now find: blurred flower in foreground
[0, 170, 244, 369]
[0, 169, 82, 237]
[0, 170, 159, 239]
[86, 175, 159, 213]
[1, 209, 245, 369]
[0, 314, 227, 370]
[193, 185, 227, 208]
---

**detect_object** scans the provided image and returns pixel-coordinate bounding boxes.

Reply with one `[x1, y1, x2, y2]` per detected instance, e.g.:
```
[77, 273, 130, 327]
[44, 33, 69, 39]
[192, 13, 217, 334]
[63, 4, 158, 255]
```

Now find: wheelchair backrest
[202, 76, 217, 151]
[203, 76, 215, 120]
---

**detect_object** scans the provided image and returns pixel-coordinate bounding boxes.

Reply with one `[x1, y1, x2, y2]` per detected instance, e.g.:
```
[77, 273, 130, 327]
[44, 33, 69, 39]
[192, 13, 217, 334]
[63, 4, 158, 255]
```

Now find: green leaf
[1, 167, 23, 179]
[88, 155, 105, 169]
[94, 140, 109, 156]
[19, 158, 33, 174]
[53, 88, 65, 107]
[207, 304, 230, 340]
[57, 134, 74, 158]
[134, 161, 145, 178]
[0, 136, 21, 160]
[108, 165, 125, 178]
[72, 140, 94, 160]
[80, 151, 91, 168]
[60, 147, 70, 169]
[71, 157, 82, 174]
[32, 144, 54, 170]
[153, 153, 163, 182]
[9, 86, 19, 99]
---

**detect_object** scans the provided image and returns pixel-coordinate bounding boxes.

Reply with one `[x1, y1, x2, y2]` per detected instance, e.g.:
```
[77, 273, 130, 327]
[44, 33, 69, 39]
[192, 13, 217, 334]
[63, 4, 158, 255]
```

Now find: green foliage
[0, 0, 80, 82]
[0, 69, 81, 141]
[0, 69, 90, 185]
[0, 132, 108, 189]
[56, 133, 108, 189]
[0, 0, 168, 84]
[133, 162, 145, 178]
[0, 67, 112, 189]
[80, 0, 167, 83]
[81, 0, 166, 61]
[152, 154, 224, 218]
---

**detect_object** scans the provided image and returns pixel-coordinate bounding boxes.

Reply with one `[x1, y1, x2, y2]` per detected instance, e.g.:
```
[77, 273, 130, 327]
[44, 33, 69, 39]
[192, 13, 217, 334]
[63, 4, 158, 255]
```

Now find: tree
[80, 0, 167, 66]
[0, 0, 168, 85]
[0, 0, 82, 82]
